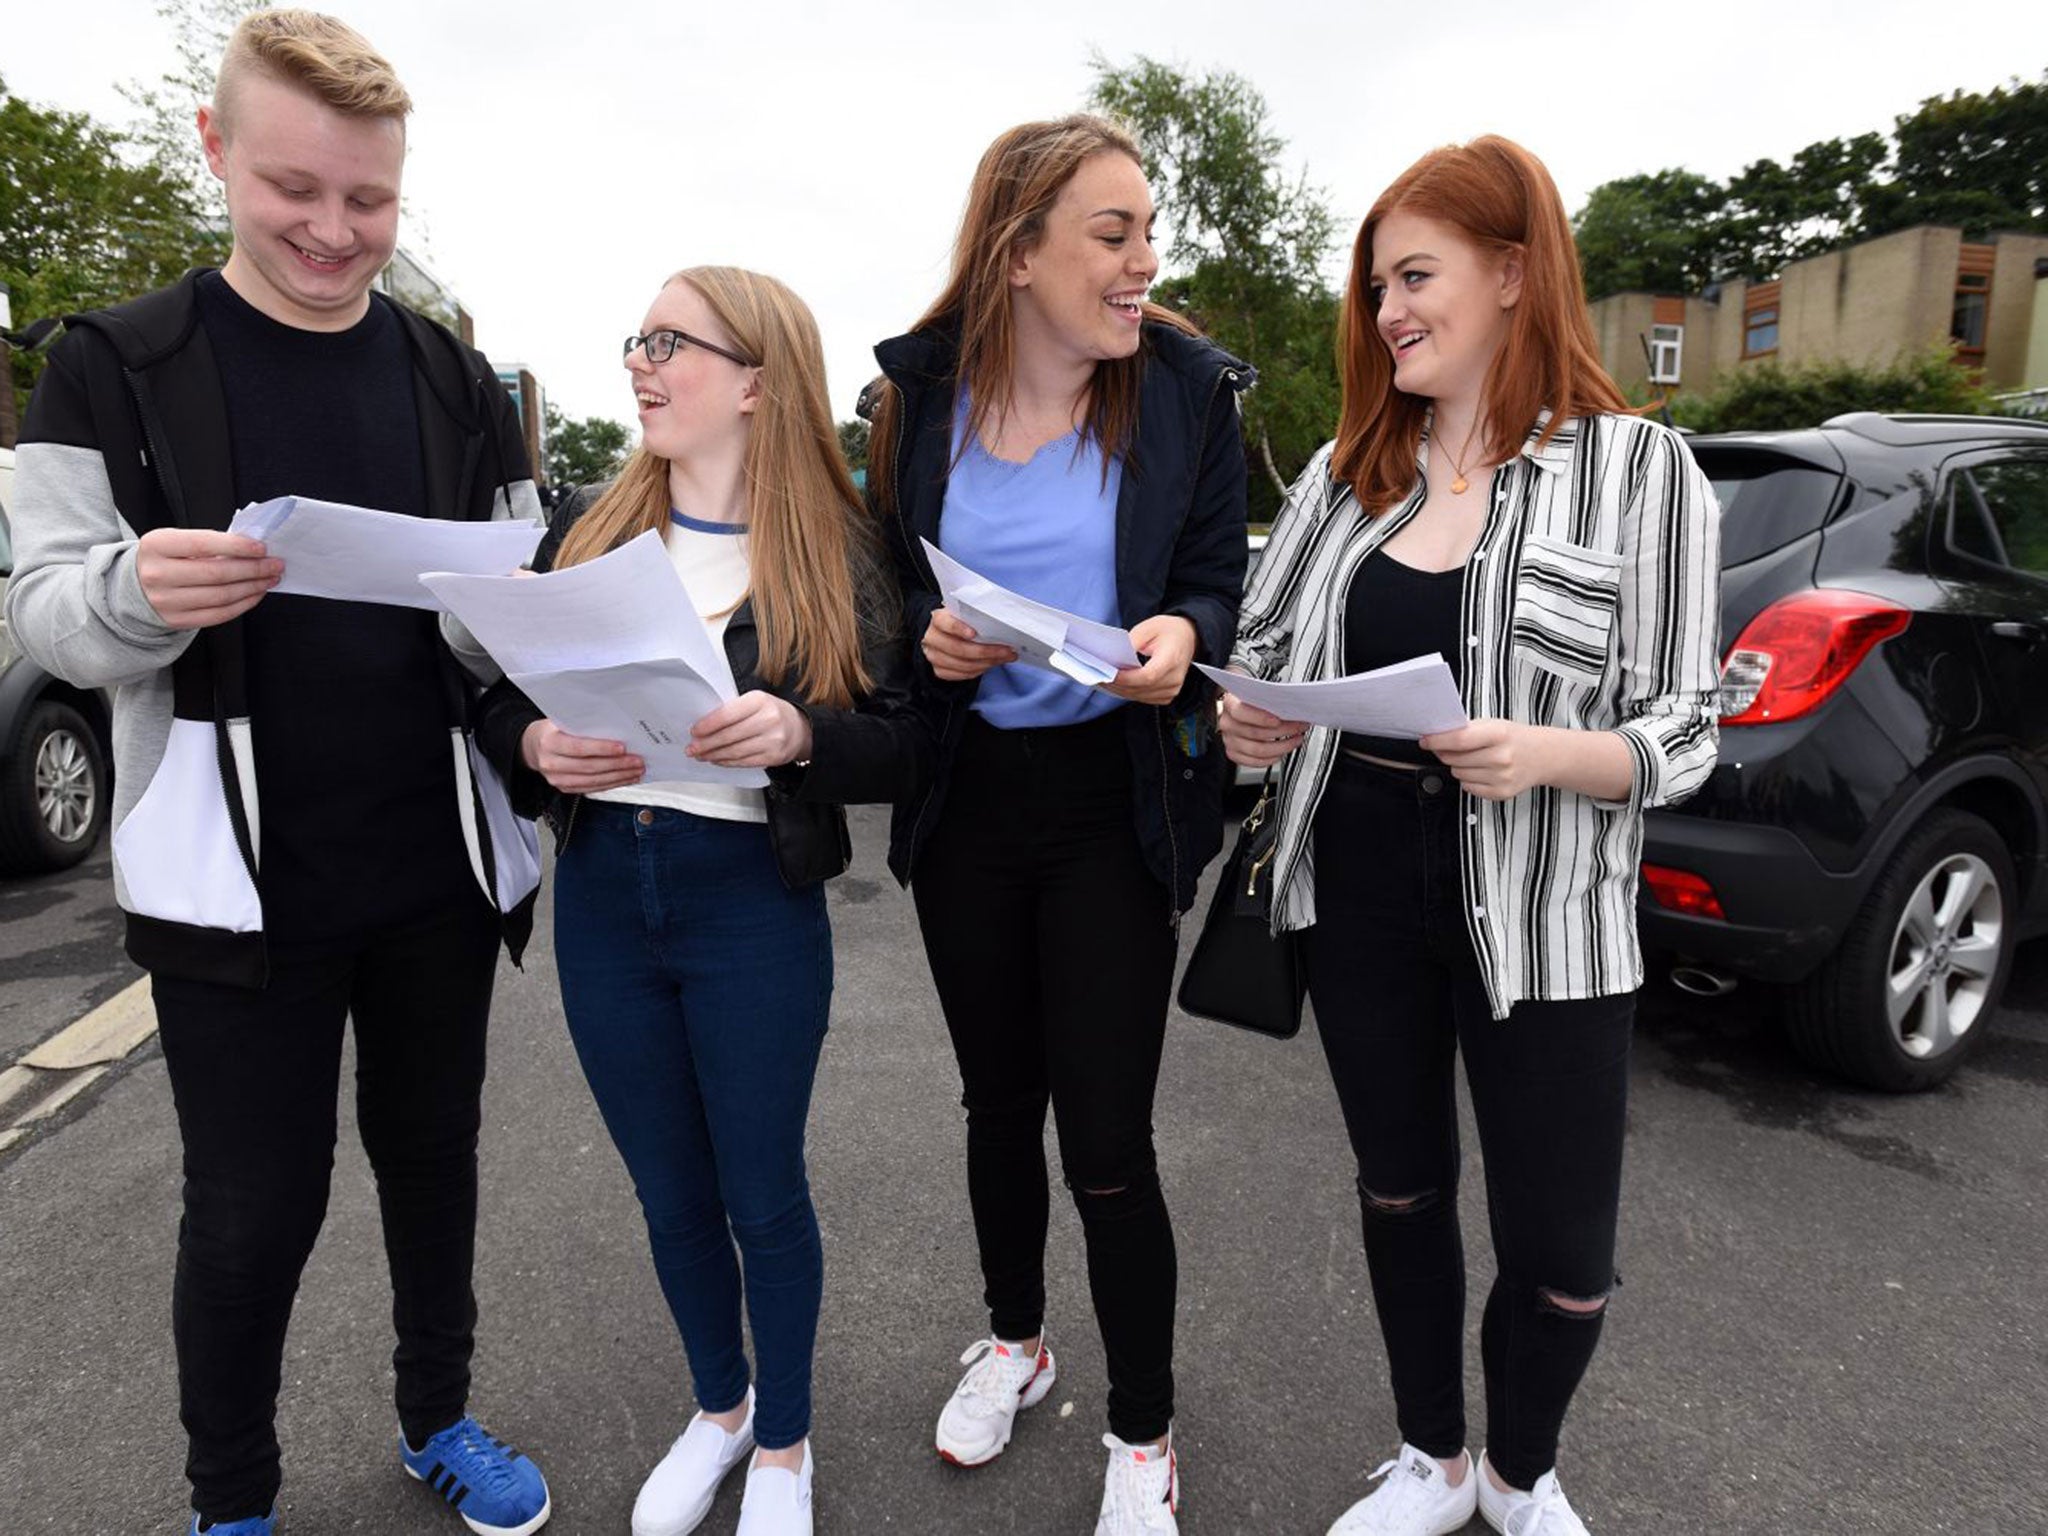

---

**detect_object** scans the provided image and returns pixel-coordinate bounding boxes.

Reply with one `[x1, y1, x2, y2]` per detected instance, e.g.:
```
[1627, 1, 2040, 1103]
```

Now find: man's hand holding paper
[227, 495, 542, 609]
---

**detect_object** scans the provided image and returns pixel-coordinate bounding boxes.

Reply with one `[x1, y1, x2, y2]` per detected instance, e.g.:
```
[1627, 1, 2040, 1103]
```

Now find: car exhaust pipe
[1670, 964, 1739, 998]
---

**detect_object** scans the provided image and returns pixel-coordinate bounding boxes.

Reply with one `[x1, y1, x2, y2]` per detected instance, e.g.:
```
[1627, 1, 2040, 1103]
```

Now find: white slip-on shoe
[1094, 1429, 1179, 1535]
[631, 1389, 756, 1536]
[1326, 1443, 1478, 1535]
[734, 1441, 813, 1536]
[1476, 1453, 1590, 1536]
[934, 1334, 1057, 1466]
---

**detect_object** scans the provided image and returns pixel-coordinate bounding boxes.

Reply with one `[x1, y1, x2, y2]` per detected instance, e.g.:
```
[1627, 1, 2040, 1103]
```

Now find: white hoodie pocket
[111, 717, 262, 932]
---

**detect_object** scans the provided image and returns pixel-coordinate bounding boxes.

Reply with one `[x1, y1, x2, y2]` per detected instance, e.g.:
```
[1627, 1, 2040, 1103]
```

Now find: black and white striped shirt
[1231, 413, 1722, 1018]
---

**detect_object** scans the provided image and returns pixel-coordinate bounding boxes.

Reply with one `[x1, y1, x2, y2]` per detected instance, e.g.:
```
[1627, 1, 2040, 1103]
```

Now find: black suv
[1640, 412, 2048, 1091]
[0, 486, 114, 874]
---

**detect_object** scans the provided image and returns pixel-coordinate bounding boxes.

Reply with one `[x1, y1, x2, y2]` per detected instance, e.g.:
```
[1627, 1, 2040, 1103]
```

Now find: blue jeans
[553, 800, 832, 1450]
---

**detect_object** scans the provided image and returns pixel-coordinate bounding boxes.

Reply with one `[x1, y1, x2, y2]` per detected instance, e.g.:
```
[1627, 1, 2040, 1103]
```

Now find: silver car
[0, 448, 115, 873]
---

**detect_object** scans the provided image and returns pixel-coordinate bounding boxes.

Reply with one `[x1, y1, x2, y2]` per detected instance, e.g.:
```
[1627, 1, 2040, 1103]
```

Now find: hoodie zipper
[123, 367, 262, 891]
[888, 373, 952, 864]
[1154, 367, 1237, 928]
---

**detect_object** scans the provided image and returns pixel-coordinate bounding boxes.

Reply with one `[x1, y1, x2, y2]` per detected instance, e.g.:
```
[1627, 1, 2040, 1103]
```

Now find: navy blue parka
[862, 318, 1254, 916]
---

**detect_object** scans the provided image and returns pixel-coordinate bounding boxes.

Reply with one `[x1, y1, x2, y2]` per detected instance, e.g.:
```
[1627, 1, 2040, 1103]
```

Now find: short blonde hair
[214, 8, 412, 134]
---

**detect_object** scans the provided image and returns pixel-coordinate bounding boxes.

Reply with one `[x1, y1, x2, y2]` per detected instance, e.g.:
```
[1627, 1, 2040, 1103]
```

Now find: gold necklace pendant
[1450, 474, 1469, 495]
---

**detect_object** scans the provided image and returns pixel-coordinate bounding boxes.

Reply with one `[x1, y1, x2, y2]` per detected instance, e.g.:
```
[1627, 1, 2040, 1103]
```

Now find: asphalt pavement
[2, 807, 2045, 1534]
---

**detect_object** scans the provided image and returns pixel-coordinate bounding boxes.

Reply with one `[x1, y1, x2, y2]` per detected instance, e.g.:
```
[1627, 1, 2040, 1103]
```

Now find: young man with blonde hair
[5, 11, 550, 1534]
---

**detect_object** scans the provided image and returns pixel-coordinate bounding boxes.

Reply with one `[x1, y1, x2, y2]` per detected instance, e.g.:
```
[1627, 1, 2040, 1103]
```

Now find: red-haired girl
[1219, 136, 1721, 1536]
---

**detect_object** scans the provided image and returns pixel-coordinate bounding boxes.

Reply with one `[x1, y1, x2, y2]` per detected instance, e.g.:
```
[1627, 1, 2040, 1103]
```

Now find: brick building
[1590, 225, 2048, 402]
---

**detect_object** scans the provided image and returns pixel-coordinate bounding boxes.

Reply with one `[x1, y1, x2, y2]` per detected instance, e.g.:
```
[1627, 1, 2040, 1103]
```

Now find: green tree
[1088, 55, 1338, 518]
[1865, 74, 2048, 238]
[1573, 69, 2047, 293]
[837, 418, 870, 475]
[1722, 133, 1888, 276]
[1, 75, 215, 423]
[543, 401, 631, 488]
[118, 0, 262, 228]
[1573, 170, 1730, 298]
[1669, 348, 1996, 434]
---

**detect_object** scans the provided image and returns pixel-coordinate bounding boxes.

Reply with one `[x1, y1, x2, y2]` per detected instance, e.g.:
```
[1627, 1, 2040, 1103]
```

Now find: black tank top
[1340, 550, 1466, 767]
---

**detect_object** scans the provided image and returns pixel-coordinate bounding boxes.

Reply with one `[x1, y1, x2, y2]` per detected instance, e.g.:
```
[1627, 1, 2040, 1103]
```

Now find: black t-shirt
[1340, 548, 1467, 768]
[197, 272, 475, 937]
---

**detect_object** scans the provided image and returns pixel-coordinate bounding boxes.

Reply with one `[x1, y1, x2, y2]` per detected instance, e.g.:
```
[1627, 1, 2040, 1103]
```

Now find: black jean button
[1420, 774, 1445, 796]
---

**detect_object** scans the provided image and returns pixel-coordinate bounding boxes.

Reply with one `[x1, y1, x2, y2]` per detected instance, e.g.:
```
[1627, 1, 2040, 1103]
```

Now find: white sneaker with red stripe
[934, 1334, 1057, 1466]
[1094, 1430, 1179, 1535]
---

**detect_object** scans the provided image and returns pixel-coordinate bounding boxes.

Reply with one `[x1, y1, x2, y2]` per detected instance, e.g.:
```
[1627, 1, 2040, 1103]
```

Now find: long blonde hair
[868, 113, 1198, 516]
[556, 267, 878, 709]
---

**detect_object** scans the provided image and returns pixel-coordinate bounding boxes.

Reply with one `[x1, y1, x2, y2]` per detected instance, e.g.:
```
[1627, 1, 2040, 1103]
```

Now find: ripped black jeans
[912, 712, 1179, 1444]
[1306, 755, 1634, 1490]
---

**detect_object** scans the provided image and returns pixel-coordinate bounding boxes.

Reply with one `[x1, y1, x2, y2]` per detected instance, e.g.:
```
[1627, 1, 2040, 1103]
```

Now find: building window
[1952, 273, 1991, 359]
[1649, 323, 1683, 384]
[1742, 282, 1781, 359]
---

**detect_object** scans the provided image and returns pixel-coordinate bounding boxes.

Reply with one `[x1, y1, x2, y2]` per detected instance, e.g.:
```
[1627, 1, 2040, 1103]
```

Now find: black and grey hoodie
[4, 270, 544, 987]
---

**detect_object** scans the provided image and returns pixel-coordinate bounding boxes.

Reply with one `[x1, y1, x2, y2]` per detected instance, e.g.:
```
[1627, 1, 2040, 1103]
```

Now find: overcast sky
[9, 0, 2044, 438]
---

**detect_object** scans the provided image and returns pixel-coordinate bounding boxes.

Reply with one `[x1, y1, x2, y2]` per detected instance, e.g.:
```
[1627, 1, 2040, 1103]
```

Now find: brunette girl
[863, 114, 1251, 1535]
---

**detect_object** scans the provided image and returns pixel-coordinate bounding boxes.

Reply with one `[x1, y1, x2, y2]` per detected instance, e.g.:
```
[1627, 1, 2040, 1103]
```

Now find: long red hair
[1332, 135, 1626, 513]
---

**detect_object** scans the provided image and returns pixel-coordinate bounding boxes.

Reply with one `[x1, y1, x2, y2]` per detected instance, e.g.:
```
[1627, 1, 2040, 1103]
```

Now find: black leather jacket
[473, 485, 931, 889]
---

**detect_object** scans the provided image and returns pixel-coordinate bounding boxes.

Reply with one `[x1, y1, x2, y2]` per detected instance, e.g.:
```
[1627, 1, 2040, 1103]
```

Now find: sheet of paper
[1196, 655, 1470, 739]
[420, 531, 738, 698]
[424, 532, 762, 788]
[228, 495, 541, 611]
[921, 537, 1140, 687]
[506, 659, 767, 788]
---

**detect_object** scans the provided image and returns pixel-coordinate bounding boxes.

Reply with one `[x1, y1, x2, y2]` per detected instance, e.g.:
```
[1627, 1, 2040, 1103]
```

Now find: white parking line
[0, 976, 157, 1147]
[23, 977, 155, 1069]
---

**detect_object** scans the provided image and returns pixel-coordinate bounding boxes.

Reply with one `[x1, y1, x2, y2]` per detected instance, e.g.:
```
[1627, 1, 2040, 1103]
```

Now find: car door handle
[1990, 621, 2043, 645]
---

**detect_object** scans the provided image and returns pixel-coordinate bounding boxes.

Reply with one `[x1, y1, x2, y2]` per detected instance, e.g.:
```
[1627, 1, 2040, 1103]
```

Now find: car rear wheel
[0, 700, 110, 874]
[1785, 808, 2014, 1091]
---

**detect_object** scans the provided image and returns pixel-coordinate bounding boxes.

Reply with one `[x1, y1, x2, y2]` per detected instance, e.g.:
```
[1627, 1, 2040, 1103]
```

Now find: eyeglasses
[623, 328, 759, 368]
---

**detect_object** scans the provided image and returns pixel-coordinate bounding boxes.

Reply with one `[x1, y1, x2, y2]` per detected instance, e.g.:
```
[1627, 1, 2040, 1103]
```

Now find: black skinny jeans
[1305, 756, 1633, 1490]
[153, 902, 502, 1523]
[912, 710, 1179, 1444]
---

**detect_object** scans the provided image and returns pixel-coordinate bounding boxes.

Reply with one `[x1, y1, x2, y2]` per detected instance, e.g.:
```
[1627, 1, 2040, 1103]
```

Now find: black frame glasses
[623, 328, 759, 369]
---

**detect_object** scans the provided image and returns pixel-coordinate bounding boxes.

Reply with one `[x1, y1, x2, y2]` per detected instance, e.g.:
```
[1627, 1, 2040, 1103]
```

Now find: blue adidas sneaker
[186, 1514, 275, 1536]
[400, 1417, 551, 1536]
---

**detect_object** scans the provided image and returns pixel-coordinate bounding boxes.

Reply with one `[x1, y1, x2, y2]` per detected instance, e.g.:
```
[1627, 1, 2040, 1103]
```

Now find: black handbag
[1176, 773, 1306, 1038]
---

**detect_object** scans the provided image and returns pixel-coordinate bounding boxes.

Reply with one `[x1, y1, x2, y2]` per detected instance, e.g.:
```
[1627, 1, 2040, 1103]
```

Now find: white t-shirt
[593, 510, 767, 824]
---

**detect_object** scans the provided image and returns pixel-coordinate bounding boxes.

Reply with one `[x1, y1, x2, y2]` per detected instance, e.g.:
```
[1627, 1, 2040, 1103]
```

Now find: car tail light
[1718, 590, 1910, 725]
[1642, 864, 1726, 920]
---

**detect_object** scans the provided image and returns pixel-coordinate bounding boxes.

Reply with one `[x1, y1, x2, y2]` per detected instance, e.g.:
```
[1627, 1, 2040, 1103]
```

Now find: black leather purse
[1176, 772, 1306, 1038]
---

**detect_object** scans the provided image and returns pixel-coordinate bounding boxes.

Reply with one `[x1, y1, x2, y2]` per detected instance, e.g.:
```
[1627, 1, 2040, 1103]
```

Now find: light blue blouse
[941, 394, 1127, 729]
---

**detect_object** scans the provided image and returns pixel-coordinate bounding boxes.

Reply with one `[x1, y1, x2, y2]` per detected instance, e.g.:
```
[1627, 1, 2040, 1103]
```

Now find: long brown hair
[555, 267, 879, 709]
[1332, 135, 1626, 513]
[868, 113, 1197, 514]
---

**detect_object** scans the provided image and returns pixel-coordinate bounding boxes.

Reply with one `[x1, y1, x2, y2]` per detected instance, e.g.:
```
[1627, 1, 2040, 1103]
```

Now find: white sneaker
[1326, 1443, 1478, 1536]
[933, 1335, 1056, 1466]
[631, 1389, 756, 1536]
[1094, 1430, 1179, 1535]
[1476, 1453, 1590, 1536]
[734, 1441, 813, 1536]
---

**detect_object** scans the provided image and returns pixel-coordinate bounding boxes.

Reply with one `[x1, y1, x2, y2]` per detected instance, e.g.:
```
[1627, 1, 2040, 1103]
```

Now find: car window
[1964, 457, 2048, 578]
[1695, 451, 1841, 568]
